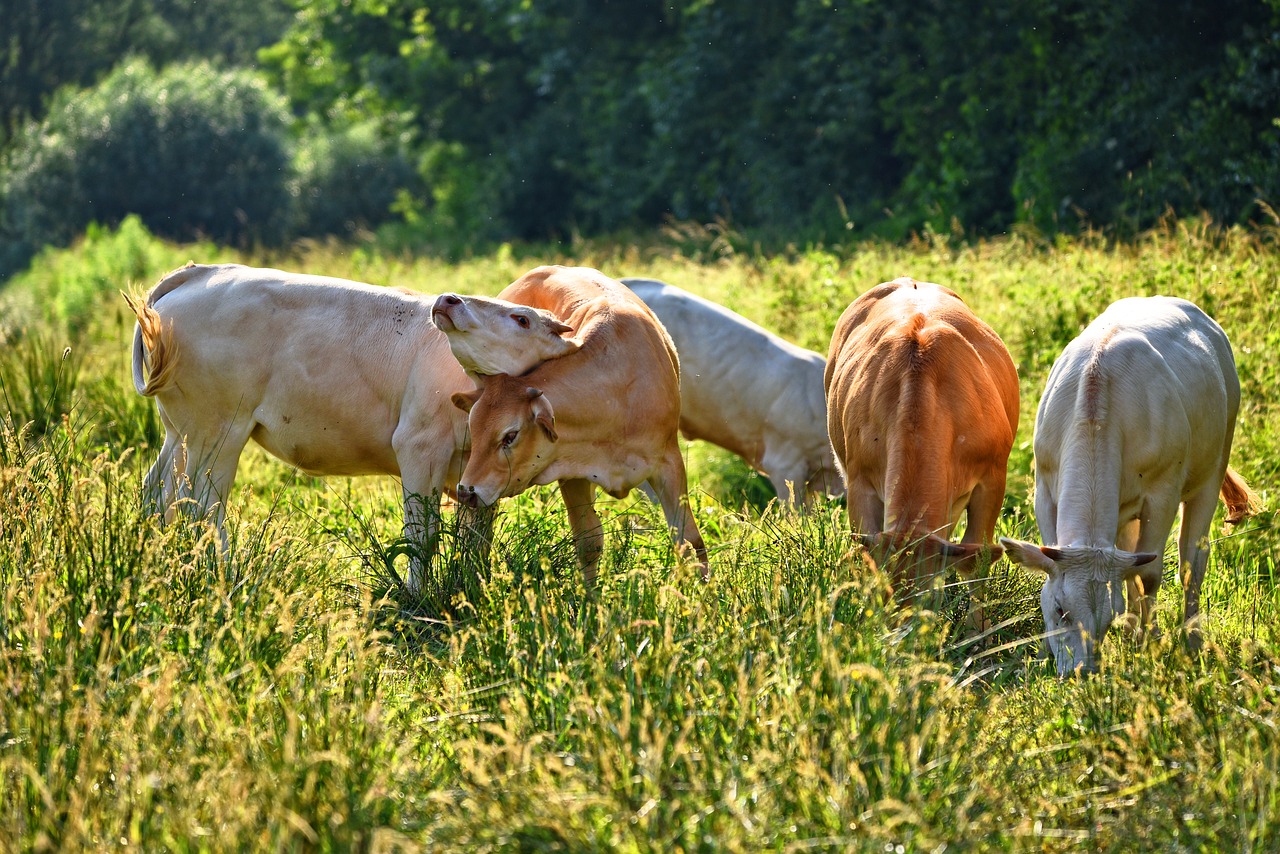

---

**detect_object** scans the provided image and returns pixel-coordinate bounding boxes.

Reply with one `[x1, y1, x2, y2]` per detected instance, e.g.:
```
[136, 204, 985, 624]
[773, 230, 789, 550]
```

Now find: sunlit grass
[2, 220, 1280, 849]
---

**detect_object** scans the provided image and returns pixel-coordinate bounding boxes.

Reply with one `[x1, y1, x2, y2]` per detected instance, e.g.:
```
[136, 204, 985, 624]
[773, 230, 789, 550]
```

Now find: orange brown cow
[824, 277, 1019, 613]
[449, 266, 709, 585]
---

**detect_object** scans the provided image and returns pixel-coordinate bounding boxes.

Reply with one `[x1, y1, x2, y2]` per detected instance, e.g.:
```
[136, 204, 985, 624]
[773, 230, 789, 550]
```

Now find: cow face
[432, 292, 580, 377]
[452, 376, 558, 507]
[1000, 537, 1159, 677]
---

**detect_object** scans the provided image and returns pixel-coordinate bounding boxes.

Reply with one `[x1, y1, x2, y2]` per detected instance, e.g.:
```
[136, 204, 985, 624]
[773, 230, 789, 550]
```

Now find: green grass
[3, 218, 1280, 850]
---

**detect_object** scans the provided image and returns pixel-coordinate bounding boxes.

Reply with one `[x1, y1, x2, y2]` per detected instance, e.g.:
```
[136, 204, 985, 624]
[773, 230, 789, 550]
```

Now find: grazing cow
[126, 262, 489, 593]
[1001, 296, 1258, 676]
[620, 278, 844, 506]
[825, 277, 1019, 613]
[447, 265, 709, 585]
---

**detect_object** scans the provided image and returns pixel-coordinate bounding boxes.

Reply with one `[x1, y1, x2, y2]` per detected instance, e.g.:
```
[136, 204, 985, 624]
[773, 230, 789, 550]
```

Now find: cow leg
[1177, 482, 1222, 655]
[762, 446, 807, 509]
[559, 478, 604, 587]
[1130, 492, 1180, 643]
[960, 475, 1006, 633]
[179, 422, 253, 555]
[647, 446, 710, 579]
[142, 409, 184, 519]
[846, 475, 884, 535]
[399, 484, 443, 596]
[1116, 518, 1144, 636]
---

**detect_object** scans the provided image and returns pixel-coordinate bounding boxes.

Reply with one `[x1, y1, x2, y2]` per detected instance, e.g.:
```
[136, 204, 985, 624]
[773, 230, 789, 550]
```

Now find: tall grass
[2, 219, 1280, 849]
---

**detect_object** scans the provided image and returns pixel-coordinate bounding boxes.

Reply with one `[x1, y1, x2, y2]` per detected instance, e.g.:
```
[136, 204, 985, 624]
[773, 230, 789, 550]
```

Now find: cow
[824, 277, 1019, 619]
[1000, 296, 1258, 676]
[445, 265, 709, 585]
[125, 262, 490, 593]
[620, 278, 844, 506]
[432, 276, 843, 506]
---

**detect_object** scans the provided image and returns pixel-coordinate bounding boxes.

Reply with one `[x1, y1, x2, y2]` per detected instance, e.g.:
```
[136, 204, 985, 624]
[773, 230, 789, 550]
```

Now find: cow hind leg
[559, 478, 605, 587]
[177, 424, 253, 555]
[1177, 482, 1223, 655]
[958, 473, 1010, 632]
[647, 446, 710, 579]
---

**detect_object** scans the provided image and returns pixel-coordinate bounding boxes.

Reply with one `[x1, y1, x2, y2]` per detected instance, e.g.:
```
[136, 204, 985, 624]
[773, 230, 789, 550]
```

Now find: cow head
[999, 537, 1159, 677]
[857, 530, 1000, 605]
[432, 292, 580, 377]
[452, 375, 559, 507]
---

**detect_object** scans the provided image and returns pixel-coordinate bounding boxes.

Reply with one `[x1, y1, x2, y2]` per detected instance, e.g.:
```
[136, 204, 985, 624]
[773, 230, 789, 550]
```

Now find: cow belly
[250, 420, 400, 477]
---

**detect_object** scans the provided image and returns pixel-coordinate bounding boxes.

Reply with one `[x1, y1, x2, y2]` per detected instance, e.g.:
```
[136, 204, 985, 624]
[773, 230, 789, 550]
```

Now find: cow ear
[999, 536, 1058, 575]
[548, 317, 575, 335]
[452, 388, 481, 413]
[527, 387, 558, 441]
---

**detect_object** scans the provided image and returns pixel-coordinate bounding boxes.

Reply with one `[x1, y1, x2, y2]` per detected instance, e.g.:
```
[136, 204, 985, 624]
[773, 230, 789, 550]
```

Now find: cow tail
[122, 262, 203, 396]
[1221, 466, 1261, 527]
[123, 290, 178, 397]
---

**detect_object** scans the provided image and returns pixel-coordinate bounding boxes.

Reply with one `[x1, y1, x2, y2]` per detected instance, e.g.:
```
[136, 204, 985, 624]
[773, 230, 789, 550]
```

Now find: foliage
[261, 0, 1280, 245]
[0, 60, 293, 278]
[0, 0, 294, 145]
[4, 225, 1280, 848]
[291, 118, 426, 240]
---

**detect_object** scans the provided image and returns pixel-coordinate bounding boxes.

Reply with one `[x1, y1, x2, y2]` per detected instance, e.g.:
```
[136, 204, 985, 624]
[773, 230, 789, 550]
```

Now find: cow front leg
[1131, 492, 1180, 644]
[647, 446, 710, 579]
[400, 485, 443, 596]
[558, 478, 604, 587]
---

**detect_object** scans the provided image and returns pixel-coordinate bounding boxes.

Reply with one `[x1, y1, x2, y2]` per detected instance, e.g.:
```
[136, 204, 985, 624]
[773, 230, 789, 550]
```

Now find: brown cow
[824, 277, 1019, 614]
[449, 265, 709, 585]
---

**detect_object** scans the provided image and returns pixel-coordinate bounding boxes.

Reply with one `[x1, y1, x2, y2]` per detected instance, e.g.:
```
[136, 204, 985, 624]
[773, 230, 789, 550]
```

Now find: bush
[291, 119, 425, 239]
[0, 59, 292, 277]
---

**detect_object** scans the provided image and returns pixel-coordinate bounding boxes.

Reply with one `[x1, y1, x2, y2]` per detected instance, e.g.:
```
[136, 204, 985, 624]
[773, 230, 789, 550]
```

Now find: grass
[2, 218, 1280, 850]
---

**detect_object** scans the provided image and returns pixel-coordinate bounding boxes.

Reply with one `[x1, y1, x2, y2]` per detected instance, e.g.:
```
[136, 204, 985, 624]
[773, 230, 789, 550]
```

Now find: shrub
[291, 119, 425, 239]
[0, 59, 292, 277]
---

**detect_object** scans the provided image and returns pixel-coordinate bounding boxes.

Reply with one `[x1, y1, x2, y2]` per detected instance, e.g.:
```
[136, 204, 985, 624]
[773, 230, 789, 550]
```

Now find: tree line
[2, 0, 1278, 279]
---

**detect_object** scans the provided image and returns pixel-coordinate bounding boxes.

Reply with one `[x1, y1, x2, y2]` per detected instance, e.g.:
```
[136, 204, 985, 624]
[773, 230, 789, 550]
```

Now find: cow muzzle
[456, 483, 483, 508]
[431, 293, 466, 331]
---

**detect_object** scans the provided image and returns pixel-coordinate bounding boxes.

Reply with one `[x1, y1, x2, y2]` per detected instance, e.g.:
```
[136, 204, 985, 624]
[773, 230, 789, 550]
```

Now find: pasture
[3, 218, 1280, 850]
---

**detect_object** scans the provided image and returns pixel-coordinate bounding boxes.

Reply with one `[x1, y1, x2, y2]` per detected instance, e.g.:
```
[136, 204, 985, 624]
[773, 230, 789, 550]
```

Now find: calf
[825, 277, 1019, 611]
[1001, 296, 1258, 676]
[448, 265, 708, 584]
[126, 262, 488, 592]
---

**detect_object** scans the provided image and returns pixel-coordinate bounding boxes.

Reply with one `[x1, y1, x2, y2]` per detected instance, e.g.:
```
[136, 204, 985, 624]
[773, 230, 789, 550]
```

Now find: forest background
[3, 0, 1279, 277]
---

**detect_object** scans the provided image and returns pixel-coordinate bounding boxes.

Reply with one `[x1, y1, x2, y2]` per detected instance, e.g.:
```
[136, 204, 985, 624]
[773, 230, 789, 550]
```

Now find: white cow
[126, 262, 489, 592]
[621, 278, 844, 506]
[1001, 296, 1258, 676]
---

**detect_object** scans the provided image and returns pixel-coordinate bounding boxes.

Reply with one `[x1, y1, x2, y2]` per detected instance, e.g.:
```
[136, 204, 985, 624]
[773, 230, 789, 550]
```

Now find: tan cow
[448, 265, 709, 584]
[434, 276, 843, 506]
[825, 277, 1019, 611]
[126, 262, 489, 593]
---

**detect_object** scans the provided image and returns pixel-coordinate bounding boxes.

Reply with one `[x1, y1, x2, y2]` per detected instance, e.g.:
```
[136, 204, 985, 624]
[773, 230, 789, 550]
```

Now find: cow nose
[456, 484, 478, 507]
[443, 294, 462, 306]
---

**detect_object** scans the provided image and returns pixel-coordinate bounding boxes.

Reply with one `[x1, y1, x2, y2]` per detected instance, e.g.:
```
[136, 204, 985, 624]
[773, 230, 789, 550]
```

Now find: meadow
[3, 217, 1280, 851]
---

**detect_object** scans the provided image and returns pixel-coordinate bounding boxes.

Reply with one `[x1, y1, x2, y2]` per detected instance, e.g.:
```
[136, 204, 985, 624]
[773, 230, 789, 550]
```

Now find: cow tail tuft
[123, 290, 178, 397]
[1221, 466, 1262, 527]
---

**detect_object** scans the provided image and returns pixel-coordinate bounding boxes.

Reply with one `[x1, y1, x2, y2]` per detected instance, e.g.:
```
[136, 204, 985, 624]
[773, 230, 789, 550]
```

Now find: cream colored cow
[1002, 296, 1258, 676]
[127, 262, 487, 592]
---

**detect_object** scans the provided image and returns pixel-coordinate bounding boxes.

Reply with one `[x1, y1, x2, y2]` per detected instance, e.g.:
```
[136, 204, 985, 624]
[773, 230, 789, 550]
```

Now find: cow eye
[513, 314, 530, 329]
[500, 430, 518, 449]
[1055, 606, 1070, 624]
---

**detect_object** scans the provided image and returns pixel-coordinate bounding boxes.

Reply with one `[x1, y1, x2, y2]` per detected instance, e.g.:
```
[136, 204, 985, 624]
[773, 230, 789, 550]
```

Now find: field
[3, 218, 1280, 851]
